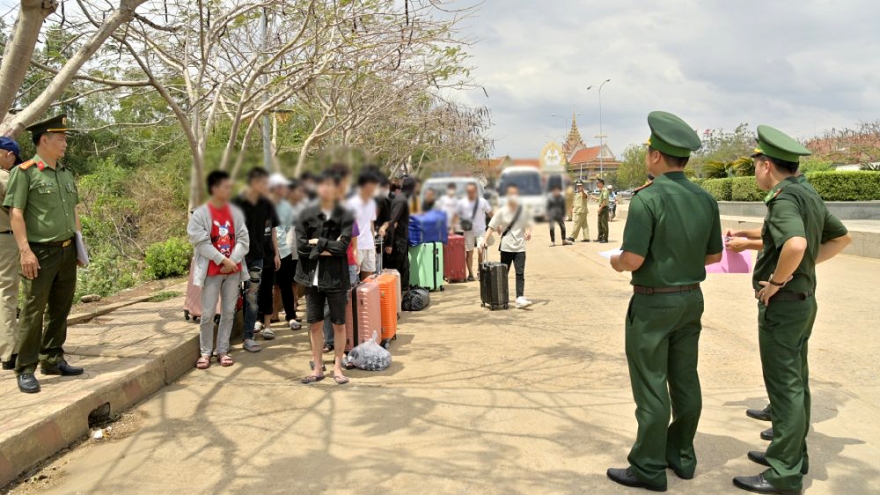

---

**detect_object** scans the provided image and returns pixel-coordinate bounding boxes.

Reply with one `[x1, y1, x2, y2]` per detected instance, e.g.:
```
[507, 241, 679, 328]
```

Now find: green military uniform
[569, 184, 590, 241]
[618, 111, 722, 489]
[750, 126, 848, 492]
[597, 185, 610, 242]
[2, 115, 80, 376]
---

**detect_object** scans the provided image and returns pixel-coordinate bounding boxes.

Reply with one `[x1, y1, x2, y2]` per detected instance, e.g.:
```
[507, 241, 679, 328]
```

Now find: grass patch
[148, 291, 182, 303]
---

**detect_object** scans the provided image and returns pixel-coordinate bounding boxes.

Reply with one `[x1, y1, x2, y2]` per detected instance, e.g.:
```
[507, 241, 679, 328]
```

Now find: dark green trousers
[625, 290, 704, 487]
[598, 207, 609, 241]
[16, 243, 77, 375]
[759, 297, 817, 492]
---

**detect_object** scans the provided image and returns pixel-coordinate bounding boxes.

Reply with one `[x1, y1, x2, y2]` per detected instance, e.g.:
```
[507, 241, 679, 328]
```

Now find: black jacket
[294, 203, 354, 292]
[385, 192, 411, 251]
[547, 195, 566, 221]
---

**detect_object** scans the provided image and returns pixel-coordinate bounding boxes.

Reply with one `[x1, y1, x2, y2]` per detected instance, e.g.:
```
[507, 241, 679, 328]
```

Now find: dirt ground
[7, 219, 880, 495]
[71, 277, 186, 315]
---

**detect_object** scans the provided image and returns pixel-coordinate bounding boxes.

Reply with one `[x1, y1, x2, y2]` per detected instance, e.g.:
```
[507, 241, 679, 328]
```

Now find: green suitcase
[408, 242, 445, 292]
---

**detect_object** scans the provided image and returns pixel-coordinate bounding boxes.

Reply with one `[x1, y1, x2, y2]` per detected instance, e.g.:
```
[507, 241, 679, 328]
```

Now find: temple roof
[563, 113, 587, 157]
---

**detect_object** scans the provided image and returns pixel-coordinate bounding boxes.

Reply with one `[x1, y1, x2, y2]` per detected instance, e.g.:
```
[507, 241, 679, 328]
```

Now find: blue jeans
[243, 258, 263, 340]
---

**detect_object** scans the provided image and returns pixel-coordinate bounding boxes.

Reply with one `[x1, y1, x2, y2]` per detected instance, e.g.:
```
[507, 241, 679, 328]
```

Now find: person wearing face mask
[436, 182, 459, 232]
[480, 184, 533, 309]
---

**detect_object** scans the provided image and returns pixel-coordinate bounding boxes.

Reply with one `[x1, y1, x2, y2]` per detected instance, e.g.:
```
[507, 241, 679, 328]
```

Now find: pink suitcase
[352, 280, 382, 347]
[344, 289, 354, 352]
[444, 234, 467, 283]
[183, 259, 242, 323]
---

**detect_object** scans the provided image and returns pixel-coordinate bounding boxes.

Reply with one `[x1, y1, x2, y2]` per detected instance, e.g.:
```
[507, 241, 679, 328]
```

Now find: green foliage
[690, 178, 706, 187]
[702, 178, 733, 201]
[800, 157, 834, 174]
[731, 177, 764, 202]
[702, 161, 734, 179]
[144, 237, 193, 280]
[616, 144, 649, 190]
[805, 171, 880, 201]
[76, 254, 138, 300]
[732, 157, 755, 177]
[691, 124, 756, 177]
[149, 291, 182, 303]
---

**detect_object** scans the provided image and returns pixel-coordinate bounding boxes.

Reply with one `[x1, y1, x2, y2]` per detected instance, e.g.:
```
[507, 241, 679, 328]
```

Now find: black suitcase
[479, 248, 509, 310]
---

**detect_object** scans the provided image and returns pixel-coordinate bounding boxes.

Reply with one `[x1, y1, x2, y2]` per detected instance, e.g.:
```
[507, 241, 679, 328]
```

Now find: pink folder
[706, 244, 753, 274]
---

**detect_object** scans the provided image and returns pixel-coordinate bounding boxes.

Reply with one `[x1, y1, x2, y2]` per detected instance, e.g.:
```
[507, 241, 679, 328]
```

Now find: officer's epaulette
[633, 181, 653, 195]
[764, 185, 786, 204]
[19, 160, 35, 170]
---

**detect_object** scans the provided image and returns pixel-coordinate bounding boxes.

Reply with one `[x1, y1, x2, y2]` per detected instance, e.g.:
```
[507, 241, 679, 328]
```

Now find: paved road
[20, 219, 880, 495]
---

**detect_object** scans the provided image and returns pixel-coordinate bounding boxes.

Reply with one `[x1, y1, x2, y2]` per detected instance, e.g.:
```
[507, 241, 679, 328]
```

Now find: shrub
[144, 237, 193, 279]
[806, 171, 880, 201]
[731, 177, 764, 202]
[690, 178, 706, 187]
[702, 178, 733, 201]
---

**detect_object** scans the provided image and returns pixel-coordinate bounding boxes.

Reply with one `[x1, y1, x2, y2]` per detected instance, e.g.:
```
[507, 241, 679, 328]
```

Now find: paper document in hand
[599, 248, 623, 260]
[706, 247, 752, 274]
[75, 231, 90, 267]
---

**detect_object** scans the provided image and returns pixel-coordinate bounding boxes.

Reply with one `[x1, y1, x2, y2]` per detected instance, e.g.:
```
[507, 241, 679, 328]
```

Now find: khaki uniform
[0, 166, 20, 362]
[620, 171, 723, 487]
[2, 155, 79, 375]
[569, 190, 590, 240]
[753, 178, 847, 492]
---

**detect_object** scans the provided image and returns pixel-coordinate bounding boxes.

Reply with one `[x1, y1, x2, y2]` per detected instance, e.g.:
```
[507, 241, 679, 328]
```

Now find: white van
[498, 166, 546, 220]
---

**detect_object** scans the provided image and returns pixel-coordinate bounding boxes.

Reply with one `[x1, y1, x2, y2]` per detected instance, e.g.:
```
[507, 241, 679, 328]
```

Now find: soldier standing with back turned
[731, 126, 851, 495]
[3, 115, 85, 394]
[607, 111, 723, 492]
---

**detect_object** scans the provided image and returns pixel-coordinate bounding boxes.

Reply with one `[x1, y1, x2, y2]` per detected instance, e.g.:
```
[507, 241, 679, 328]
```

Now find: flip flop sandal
[218, 354, 234, 367]
[196, 356, 211, 370]
[301, 375, 325, 384]
[333, 375, 350, 385]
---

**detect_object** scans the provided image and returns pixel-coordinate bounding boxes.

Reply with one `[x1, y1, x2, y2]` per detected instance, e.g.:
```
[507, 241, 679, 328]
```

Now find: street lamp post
[597, 79, 611, 180]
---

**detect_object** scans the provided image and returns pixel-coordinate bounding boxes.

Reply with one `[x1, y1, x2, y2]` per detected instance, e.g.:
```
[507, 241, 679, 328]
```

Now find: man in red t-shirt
[187, 171, 250, 369]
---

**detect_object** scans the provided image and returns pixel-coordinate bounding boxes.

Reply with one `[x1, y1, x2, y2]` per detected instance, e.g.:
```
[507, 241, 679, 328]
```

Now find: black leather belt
[633, 284, 700, 295]
[0, 230, 12, 235]
[31, 238, 74, 248]
[756, 290, 814, 301]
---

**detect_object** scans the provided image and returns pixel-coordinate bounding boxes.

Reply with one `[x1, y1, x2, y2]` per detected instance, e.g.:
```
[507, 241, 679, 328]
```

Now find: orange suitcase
[375, 273, 398, 348]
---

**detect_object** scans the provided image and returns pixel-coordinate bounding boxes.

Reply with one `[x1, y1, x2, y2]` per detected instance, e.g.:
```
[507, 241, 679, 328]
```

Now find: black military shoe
[41, 360, 84, 376]
[18, 373, 41, 394]
[606, 468, 667, 492]
[2, 353, 16, 370]
[761, 428, 774, 441]
[748, 452, 808, 475]
[747, 404, 772, 422]
[732, 474, 801, 494]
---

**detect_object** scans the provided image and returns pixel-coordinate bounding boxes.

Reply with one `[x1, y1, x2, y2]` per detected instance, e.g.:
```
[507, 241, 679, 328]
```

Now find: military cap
[25, 114, 69, 138]
[0, 136, 23, 165]
[575, 179, 583, 186]
[752, 125, 811, 163]
[646, 111, 702, 158]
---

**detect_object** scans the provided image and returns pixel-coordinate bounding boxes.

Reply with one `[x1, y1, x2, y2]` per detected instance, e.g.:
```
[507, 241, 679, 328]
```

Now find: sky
[452, 0, 880, 159]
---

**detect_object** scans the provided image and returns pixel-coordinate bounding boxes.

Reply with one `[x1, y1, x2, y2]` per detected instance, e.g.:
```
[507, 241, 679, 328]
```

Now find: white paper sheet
[75, 231, 89, 267]
[599, 248, 623, 259]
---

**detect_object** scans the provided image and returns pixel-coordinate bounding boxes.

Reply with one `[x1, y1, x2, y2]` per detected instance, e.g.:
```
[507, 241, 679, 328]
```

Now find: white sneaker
[288, 319, 302, 330]
[515, 297, 533, 309]
[549, 242, 556, 247]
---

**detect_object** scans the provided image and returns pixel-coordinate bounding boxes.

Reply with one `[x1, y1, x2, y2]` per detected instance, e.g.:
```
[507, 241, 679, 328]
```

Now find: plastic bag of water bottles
[345, 331, 392, 371]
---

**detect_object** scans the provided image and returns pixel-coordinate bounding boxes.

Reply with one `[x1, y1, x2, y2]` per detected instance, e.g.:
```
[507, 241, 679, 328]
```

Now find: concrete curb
[0, 286, 196, 488]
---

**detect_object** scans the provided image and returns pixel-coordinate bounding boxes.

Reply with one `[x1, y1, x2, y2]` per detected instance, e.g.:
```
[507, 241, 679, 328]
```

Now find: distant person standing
[564, 182, 575, 221]
[0, 137, 23, 371]
[566, 180, 590, 243]
[454, 183, 493, 281]
[481, 184, 533, 309]
[232, 167, 280, 352]
[596, 178, 610, 243]
[607, 111, 722, 492]
[731, 126, 851, 495]
[383, 178, 415, 289]
[421, 188, 437, 213]
[347, 170, 379, 280]
[269, 173, 300, 331]
[436, 182, 459, 232]
[547, 184, 570, 247]
[3, 115, 85, 394]
[187, 171, 250, 369]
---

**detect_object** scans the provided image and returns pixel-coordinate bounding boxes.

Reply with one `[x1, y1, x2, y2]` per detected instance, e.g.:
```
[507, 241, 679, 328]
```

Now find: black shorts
[305, 288, 348, 325]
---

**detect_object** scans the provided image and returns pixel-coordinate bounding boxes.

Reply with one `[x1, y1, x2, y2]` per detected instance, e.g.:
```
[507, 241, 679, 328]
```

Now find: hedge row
[693, 171, 880, 202]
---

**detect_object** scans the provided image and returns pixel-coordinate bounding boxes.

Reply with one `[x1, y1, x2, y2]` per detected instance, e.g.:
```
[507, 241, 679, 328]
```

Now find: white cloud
[455, 0, 880, 158]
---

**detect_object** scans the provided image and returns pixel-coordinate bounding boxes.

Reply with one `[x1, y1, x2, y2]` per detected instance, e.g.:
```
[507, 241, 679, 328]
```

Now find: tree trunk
[0, 0, 148, 137]
[0, 0, 57, 129]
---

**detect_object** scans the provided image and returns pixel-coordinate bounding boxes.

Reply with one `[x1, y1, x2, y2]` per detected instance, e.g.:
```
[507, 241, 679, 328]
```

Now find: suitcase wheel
[489, 306, 495, 311]
[504, 304, 509, 310]
[440, 287, 445, 292]
[184, 310, 191, 322]
[214, 314, 221, 325]
[193, 315, 201, 323]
